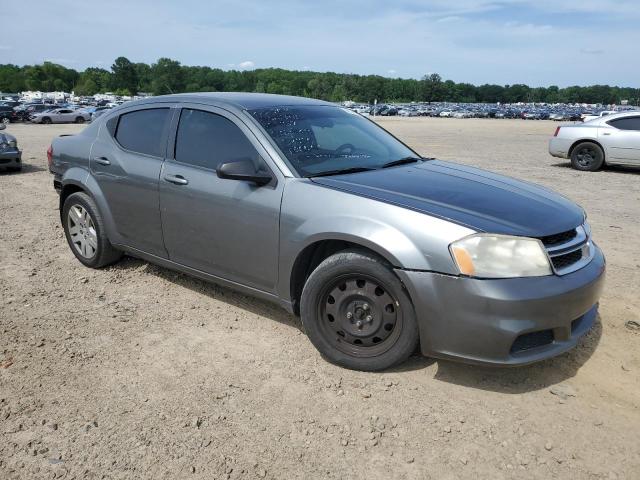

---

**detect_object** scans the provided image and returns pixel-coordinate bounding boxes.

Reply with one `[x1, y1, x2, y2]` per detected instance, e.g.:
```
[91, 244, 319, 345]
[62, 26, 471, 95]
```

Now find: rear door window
[608, 117, 640, 131]
[174, 108, 260, 170]
[115, 108, 170, 157]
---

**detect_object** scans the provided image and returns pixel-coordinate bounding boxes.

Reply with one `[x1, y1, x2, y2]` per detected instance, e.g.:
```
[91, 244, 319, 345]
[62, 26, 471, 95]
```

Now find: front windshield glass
[249, 105, 418, 177]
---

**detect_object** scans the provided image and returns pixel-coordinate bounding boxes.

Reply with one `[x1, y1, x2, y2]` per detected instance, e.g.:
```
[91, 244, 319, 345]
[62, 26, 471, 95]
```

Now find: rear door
[159, 104, 283, 293]
[601, 116, 640, 164]
[89, 104, 175, 257]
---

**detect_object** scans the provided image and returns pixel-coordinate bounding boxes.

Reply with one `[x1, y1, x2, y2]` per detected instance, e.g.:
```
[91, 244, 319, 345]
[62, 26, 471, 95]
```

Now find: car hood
[310, 160, 584, 237]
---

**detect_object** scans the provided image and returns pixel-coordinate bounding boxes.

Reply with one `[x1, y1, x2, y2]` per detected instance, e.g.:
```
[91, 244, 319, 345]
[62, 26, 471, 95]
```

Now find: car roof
[122, 92, 333, 110]
[582, 110, 640, 125]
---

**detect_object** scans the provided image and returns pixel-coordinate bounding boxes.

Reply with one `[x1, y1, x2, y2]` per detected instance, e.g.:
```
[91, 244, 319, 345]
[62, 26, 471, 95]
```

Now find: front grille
[551, 249, 583, 270]
[539, 229, 577, 246]
[537, 225, 590, 275]
[510, 329, 554, 354]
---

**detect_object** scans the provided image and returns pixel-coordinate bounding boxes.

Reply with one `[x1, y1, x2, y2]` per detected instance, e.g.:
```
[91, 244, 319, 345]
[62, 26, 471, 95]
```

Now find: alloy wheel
[67, 204, 98, 258]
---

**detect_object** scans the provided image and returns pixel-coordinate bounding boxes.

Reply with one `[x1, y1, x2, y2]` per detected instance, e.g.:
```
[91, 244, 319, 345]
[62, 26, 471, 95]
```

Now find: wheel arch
[59, 169, 120, 245]
[288, 237, 402, 316]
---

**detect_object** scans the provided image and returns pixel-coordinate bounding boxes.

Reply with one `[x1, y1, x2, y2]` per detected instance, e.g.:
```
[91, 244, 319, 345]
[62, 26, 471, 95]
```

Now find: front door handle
[94, 157, 111, 165]
[602, 132, 611, 136]
[164, 174, 189, 185]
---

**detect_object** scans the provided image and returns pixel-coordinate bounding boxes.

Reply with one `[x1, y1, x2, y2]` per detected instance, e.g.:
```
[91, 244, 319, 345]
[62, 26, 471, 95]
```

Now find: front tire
[41, 117, 52, 124]
[62, 192, 122, 268]
[570, 142, 604, 171]
[300, 250, 419, 371]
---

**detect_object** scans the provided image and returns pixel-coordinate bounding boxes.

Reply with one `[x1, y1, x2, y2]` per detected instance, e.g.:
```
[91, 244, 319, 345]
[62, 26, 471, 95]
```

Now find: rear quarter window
[607, 116, 640, 131]
[115, 108, 170, 157]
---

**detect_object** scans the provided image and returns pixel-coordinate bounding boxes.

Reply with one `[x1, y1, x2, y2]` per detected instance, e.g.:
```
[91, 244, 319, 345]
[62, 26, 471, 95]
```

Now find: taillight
[553, 126, 561, 137]
[47, 144, 53, 167]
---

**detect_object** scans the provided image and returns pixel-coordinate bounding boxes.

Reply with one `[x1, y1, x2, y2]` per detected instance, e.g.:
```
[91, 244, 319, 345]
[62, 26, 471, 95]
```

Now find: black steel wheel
[318, 274, 402, 357]
[570, 142, 604, 171]
[300, 249, 419, 371]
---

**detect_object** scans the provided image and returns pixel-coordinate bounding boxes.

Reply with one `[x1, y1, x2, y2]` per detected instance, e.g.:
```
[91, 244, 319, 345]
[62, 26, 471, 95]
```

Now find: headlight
[450, 234, 552, 278]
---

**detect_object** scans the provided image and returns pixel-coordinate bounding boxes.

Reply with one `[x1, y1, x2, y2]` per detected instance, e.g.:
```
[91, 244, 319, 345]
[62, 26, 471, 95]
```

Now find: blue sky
[1, 0, 638, 86]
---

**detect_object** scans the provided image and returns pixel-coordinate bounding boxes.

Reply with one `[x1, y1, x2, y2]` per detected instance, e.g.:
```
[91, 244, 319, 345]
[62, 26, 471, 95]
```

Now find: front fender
[277, 179, 475, 303]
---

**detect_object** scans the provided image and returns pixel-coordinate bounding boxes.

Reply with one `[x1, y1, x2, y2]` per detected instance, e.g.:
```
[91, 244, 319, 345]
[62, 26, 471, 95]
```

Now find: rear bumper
[396, 245, 605, 366]
[548, 137, 572, 159]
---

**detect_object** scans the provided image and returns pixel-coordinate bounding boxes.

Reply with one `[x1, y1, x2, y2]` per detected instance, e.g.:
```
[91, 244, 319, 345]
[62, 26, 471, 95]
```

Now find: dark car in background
[0, 123, 22, 171]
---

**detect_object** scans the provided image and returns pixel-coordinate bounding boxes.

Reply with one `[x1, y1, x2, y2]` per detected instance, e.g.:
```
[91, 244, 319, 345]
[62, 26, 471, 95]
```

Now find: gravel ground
[1, 118, 639, 480]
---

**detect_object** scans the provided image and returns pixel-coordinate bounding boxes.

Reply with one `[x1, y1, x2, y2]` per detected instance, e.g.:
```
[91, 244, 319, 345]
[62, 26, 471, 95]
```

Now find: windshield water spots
[249, 106, 417, 177]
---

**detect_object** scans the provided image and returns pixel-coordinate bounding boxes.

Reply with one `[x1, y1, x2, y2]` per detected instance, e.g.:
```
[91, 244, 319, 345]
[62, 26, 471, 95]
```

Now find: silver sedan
[549, 111, 640, 170]
[30, 108, 91, 125]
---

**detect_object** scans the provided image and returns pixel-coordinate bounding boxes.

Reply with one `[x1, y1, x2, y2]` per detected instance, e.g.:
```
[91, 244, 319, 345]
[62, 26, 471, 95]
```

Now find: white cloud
[437, 16, 462, 23]
[238, 60, 255, 69]
[387, 69, 396, 75]
[580, 48, 604, 55]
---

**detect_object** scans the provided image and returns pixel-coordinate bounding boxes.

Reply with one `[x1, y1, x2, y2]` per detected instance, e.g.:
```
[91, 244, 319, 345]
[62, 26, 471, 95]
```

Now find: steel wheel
[575, 145, 598, 168]
[318, 274, 402, 357]
[67, 204, 98, 259]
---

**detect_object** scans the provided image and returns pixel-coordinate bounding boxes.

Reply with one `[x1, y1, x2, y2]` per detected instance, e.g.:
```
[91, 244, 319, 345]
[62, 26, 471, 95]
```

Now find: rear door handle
[602, 132, 611, 136]
[164, 174, 189, 185]
[94, 157, 111, 165]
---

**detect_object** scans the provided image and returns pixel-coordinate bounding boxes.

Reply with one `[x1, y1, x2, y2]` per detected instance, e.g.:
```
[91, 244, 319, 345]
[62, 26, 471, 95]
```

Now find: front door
[159, 106, 283, 293]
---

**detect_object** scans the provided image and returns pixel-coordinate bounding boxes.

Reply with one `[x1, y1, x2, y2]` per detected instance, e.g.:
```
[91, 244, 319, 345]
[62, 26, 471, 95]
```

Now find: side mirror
[216, 159, 272, 186]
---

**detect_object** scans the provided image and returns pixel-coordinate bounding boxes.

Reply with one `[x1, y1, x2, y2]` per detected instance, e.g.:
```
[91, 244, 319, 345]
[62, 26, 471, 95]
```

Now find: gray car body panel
[50, 93, 605, 366]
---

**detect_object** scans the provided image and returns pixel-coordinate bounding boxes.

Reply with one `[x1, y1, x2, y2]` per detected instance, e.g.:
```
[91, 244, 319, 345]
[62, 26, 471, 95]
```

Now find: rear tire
[570, 142, 604, 171]
[75, 116, 85, 124]
[62, 192, 122, 268]
[300, 249, 419, 371]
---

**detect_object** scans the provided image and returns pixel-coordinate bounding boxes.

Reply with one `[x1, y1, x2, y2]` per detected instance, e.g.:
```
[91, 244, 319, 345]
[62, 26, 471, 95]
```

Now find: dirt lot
[1, 118, 639, 480]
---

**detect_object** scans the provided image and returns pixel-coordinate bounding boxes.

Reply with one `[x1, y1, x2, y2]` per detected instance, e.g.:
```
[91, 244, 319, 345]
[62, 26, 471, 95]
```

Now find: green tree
[111, 56, 138, 95]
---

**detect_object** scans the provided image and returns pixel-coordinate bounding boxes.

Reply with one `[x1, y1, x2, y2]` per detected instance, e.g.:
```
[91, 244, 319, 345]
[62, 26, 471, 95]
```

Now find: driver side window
[174, 109, 261, 170]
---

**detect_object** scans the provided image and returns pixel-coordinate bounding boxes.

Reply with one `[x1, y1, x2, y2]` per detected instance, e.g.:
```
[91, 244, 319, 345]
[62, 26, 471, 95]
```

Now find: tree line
[0, 56, 638, 105]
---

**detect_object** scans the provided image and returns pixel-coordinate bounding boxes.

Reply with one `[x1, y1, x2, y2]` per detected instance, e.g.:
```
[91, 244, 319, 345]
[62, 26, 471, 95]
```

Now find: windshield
[249, 105, 418, 177]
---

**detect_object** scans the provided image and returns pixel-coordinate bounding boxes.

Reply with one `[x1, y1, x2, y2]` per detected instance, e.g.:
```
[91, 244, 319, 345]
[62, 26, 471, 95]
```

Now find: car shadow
[109, 256, 602, 394]
[550, 161, 640, 175]
[107, 257, 303, 332]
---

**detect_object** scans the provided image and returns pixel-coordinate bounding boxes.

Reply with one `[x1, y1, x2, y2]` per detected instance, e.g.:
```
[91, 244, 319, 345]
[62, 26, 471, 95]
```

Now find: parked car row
[345, 102, 635, 122]
[0, 98, 117, 125]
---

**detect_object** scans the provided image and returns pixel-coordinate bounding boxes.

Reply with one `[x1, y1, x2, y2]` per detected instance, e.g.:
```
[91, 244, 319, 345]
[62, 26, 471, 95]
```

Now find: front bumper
[396, 245, 605, 366]
[0, 149, 22, 168]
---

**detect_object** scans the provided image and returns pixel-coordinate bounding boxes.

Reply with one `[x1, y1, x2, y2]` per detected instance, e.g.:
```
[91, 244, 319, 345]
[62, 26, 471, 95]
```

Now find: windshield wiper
[380, 156, 422, 169]
[306, 167, 375, 178]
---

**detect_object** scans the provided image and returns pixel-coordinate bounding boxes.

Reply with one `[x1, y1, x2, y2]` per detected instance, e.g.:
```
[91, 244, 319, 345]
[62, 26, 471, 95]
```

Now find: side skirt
[114, 244, 296, 314]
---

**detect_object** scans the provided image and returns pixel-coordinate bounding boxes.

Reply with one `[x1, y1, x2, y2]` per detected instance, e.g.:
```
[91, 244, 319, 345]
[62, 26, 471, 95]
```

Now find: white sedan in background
[549, 111, 640, 170]
[30, 108, 91, 125]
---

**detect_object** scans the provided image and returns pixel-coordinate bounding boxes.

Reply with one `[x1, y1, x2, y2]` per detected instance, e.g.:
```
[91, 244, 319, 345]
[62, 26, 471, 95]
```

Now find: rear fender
[60, 168, 122, 245]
